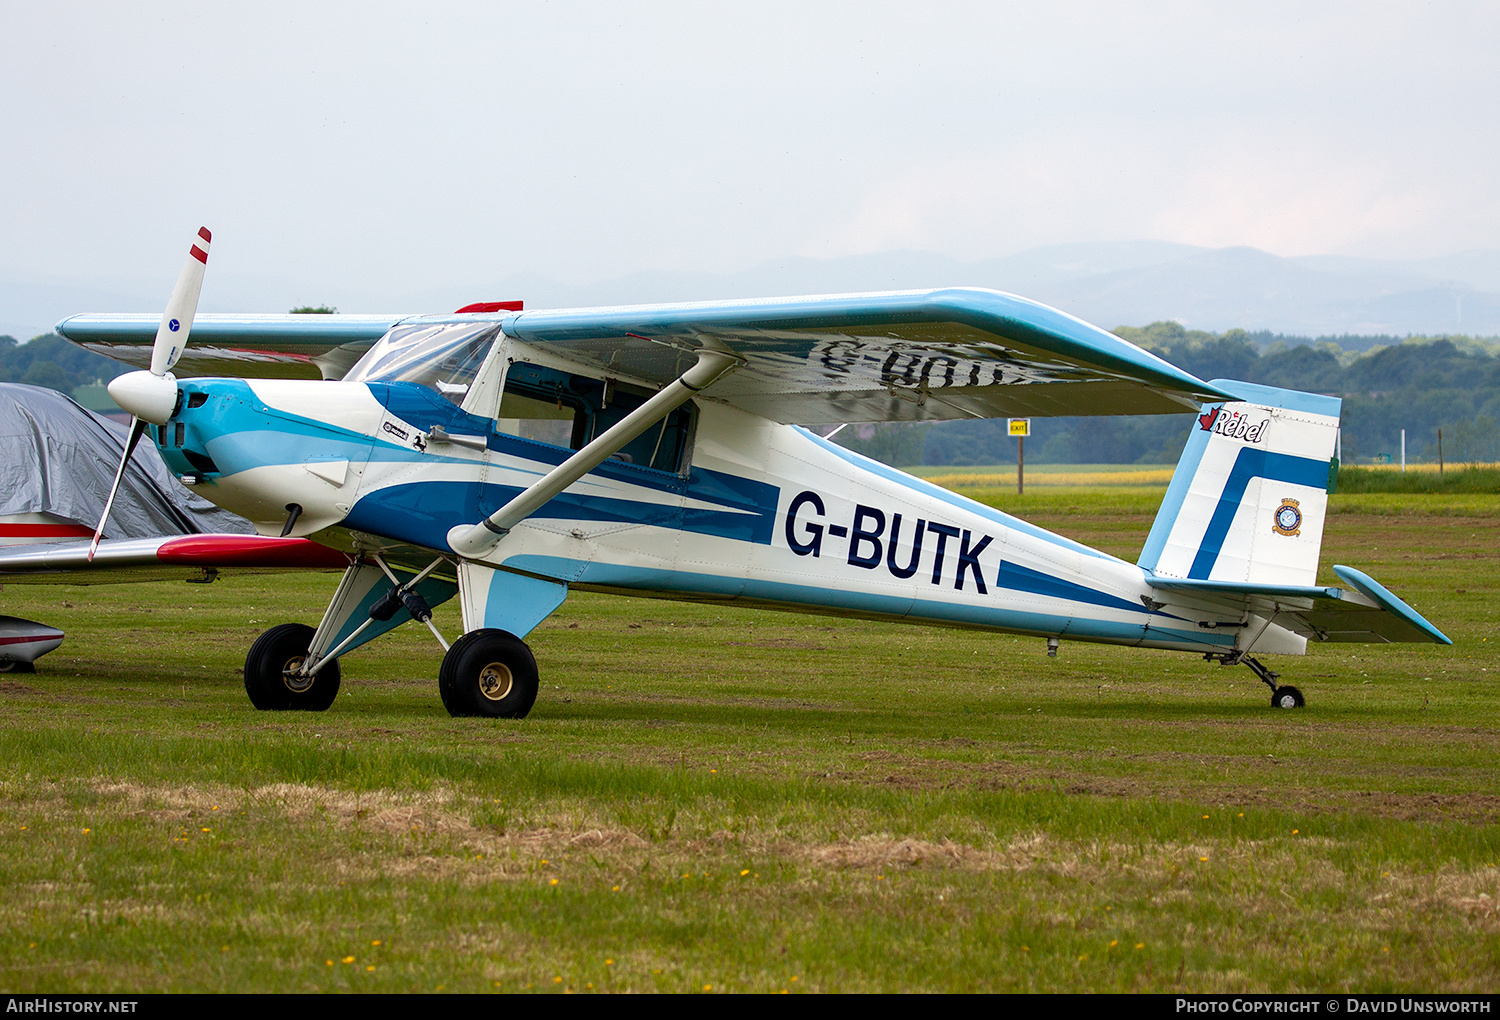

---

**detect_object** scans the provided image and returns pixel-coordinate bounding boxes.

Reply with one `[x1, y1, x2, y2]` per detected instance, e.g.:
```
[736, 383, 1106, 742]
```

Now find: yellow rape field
[917, 465, 1177, 489]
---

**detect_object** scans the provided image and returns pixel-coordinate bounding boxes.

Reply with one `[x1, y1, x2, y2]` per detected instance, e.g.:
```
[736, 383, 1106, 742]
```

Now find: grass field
[0, 487, 1496, 993]
[908, 462, 1178, 490]
[907, 462, 1500, 496]
[1335, 465, 1500, 495]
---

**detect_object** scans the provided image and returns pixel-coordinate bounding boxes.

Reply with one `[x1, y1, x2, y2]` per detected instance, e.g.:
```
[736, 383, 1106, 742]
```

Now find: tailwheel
[1241, 655, 1306, 709]
[1271, 685, 1305, 709]
[438, 628, 539, 719]
[244, 623, 341, 711]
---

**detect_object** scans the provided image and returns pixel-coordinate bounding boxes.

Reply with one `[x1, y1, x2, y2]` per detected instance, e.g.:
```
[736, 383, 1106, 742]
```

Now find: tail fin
[1139, 380, 1341, 586]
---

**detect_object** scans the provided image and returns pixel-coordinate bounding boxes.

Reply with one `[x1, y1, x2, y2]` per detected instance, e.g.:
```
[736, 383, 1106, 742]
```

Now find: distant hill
[461, 242, 1500, 338]
[8, 241, 1500, 341]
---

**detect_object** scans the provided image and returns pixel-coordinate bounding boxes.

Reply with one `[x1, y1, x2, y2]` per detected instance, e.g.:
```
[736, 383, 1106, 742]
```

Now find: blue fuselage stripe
[343, 480, 775, 547]
[500, 555, 1232, 648]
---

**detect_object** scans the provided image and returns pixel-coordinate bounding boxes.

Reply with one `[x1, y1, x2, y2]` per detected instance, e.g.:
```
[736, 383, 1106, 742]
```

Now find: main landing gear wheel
[1271, 686, 1305, 709]
[244, 623, 341, 711]
[438, 628, 539, 719]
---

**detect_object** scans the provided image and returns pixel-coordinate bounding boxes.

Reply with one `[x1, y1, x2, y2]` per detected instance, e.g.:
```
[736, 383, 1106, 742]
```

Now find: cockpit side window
[498, 361, 695, 473]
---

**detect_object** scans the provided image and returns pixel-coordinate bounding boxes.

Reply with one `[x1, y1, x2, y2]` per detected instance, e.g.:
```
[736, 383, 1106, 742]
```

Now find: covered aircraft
[0, 381, 349, 668]
[15, 229, 1447, 713]
[0, 379, 348, 668]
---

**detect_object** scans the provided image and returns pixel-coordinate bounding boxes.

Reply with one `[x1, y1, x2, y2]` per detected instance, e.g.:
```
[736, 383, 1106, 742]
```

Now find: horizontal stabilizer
[1327, 565, 1452, 645]
[1146, 568, 1451, 646]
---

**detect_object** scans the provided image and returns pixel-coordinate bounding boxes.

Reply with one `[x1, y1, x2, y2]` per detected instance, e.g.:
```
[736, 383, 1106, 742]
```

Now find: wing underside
[501, 288, 1233, 424]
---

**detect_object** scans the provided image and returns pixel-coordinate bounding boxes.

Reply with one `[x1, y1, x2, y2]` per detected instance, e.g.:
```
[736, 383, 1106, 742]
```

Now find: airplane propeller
[91, 227, 211, 560]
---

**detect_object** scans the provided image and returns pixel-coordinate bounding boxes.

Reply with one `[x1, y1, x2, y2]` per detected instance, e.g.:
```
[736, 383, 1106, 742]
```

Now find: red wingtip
[156, 535, 351, 569]
[454, 300, 524, 314]
[198, 227, 212, 243]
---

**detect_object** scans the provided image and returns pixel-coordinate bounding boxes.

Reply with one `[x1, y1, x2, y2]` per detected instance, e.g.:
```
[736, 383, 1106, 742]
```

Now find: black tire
[438, 628, 538, 718]
[244, 623, 340, 711]
[0, 660, 34, 674]
[1271, 685, 1305, 709]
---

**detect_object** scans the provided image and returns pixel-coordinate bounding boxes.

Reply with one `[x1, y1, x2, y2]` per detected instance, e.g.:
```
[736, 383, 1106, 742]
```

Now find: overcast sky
[4, 2, 1499, 311]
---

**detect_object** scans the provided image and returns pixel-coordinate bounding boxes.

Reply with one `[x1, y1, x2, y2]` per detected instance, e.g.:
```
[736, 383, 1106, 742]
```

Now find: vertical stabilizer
[1139, 380, 1341, 586]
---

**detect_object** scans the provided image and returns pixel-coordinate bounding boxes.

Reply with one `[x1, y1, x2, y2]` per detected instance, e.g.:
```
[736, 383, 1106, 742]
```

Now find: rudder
[1139, 380, 1341, 587]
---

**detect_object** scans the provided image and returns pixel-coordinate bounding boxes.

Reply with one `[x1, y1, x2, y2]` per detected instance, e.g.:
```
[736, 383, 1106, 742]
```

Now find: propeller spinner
[91, 228, 211, 560]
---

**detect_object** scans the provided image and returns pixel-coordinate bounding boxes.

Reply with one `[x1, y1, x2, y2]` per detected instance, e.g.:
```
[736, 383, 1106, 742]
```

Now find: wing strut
[446, 343, 742, 562]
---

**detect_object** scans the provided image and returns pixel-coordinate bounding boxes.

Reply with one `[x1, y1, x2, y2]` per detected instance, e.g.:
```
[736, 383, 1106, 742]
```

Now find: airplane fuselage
[154, 375, 1271, 657]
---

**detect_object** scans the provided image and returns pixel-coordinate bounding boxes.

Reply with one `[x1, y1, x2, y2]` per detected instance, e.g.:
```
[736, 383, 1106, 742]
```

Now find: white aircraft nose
[107, 370, 179, 425]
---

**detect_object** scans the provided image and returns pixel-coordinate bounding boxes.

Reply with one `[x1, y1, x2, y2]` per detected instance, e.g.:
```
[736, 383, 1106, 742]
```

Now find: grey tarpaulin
[0, 383, 254, 537]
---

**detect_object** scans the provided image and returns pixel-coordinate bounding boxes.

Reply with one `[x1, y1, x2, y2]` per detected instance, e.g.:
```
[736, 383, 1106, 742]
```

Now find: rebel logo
[1199, 406, 1269, 443]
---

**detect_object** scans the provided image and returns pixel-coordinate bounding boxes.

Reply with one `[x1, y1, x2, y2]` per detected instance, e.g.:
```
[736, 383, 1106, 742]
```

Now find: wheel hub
[478, 662, 514, 701]
[282, 655, 314, 693]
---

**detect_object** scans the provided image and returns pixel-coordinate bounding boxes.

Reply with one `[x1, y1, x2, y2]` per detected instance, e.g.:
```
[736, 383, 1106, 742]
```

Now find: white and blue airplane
[12, 229, 1449, 715]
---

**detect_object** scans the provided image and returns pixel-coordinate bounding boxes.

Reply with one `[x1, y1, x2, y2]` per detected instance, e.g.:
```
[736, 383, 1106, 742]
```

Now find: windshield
[344, 322, 499, 403]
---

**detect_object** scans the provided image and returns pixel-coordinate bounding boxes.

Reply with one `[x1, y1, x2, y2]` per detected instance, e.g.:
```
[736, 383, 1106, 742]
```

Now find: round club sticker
[1273, 498, 1302, 536]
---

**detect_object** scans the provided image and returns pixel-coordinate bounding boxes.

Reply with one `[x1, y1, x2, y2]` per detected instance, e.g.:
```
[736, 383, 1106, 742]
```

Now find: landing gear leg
[1242, 655, 1304, 709]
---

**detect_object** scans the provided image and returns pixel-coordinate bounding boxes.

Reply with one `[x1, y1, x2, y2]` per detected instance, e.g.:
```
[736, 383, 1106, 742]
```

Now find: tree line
[840, 322, 1500, 466]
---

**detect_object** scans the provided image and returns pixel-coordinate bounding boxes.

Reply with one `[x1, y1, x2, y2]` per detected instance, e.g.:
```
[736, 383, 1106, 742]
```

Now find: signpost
[1008, 418, 1030, 495]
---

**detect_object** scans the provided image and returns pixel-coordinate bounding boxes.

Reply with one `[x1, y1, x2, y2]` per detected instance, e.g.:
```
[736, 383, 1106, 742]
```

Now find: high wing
[60, 289, 1232, 421]
[56, 313, 404, 380]
[1146, 565, 1452, 646]
[498, 288, 1234, 423]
